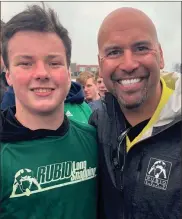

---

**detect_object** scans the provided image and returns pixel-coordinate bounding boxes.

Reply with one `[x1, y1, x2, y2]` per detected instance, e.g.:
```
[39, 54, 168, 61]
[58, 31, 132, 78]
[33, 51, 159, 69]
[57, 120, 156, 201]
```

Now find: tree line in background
[172, 63, 182, 73]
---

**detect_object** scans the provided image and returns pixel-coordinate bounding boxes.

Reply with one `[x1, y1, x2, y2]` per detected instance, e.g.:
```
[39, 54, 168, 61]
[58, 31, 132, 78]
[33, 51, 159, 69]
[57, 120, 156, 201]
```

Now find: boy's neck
[15, 104, 64, 130]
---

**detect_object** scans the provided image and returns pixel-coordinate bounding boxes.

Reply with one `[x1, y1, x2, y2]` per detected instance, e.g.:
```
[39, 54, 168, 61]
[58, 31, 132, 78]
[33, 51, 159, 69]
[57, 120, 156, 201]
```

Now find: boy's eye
[49, 62, 62, 67]
[19, 62, 32, 66]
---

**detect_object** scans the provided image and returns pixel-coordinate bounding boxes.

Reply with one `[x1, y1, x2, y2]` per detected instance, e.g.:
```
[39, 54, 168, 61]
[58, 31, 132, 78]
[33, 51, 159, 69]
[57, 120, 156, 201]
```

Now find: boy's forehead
[8, 31, 66, 58]
[8, 31, 63, 45]
[86, 77, 95, 84]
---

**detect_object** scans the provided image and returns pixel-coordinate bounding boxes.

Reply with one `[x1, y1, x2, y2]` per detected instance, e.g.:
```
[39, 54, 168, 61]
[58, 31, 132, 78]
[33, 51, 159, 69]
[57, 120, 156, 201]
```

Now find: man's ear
[159, 44, 164, 69]
[98, 54, 102, 77]
[5, 69, 13, 86]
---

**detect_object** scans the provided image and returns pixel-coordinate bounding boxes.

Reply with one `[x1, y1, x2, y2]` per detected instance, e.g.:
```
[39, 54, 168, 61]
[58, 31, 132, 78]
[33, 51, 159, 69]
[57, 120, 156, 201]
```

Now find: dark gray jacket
[89, 72, 182, 219]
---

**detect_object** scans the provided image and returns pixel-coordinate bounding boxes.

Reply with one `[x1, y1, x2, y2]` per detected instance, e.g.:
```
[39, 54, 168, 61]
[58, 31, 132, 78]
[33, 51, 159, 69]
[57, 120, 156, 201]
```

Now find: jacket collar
[104, 92, 127, 132]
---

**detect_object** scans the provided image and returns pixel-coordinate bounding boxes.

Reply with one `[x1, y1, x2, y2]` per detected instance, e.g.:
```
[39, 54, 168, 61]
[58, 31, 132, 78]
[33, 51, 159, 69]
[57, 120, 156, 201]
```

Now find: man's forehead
[100, 31, 153, 51]
[98, 7, 157, 47]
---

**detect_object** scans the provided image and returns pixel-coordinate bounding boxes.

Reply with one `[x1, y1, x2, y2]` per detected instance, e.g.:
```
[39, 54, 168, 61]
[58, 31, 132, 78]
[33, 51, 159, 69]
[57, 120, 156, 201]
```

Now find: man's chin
[116, 90, 148, 110]
[122, 102, 143, 110]
[118, 97, 146, 110]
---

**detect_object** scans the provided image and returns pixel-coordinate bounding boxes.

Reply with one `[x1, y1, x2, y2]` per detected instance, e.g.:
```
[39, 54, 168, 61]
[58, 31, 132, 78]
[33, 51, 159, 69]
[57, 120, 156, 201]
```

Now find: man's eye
[107, 50, 121, 57]
[136, 46, 150, 53]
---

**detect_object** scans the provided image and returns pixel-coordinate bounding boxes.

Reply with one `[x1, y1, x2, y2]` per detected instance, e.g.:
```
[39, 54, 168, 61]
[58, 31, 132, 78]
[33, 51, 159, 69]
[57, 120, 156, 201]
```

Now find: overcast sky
[1, 1, 181, 71]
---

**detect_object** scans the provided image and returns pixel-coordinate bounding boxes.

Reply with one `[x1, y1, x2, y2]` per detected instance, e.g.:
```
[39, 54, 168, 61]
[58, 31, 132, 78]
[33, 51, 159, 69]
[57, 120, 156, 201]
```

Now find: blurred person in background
[95, 71, 107, 97]
[76, 71, 100, 103]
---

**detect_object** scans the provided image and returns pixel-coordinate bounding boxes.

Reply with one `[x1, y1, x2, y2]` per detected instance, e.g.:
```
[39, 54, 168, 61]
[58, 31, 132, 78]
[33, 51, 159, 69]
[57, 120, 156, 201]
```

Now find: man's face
[83, 77, 99, 102]
[98, 15, 164, 109]
[6, 31, 71, 115]
[96, 76, 107, 97]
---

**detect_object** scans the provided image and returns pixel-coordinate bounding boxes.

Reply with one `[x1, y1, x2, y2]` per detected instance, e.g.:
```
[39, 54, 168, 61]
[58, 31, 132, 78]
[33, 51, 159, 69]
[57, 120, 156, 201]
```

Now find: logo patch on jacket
[144, 158, 172, 190]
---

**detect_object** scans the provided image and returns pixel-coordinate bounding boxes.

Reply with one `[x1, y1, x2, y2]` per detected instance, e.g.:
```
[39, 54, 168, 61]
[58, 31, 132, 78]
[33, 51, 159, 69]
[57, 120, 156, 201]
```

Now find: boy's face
[6, 31, 71, 115]
[1, 55, 5, 72]
[96, 77, 107, 97]
[1, 43, 5, 72]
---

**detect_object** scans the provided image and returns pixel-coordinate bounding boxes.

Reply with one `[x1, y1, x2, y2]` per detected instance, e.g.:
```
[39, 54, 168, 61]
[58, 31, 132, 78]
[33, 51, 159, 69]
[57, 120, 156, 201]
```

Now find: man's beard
[116, 87, 148, 110]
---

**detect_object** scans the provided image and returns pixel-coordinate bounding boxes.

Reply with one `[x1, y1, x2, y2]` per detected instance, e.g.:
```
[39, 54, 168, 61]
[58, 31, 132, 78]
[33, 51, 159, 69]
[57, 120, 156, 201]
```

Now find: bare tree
[173, 63, 181, 73]
[40, 2, 46, 10]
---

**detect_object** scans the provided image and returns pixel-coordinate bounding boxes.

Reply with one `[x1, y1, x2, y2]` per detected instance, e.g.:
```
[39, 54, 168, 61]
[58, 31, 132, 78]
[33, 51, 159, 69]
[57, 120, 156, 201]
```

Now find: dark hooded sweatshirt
[0, 105, 98, 219]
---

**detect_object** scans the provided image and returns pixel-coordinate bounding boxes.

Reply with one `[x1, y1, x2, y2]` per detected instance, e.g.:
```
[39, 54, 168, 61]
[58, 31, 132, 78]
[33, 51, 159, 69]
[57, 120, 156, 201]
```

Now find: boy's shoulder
[69, 117, 96, 136]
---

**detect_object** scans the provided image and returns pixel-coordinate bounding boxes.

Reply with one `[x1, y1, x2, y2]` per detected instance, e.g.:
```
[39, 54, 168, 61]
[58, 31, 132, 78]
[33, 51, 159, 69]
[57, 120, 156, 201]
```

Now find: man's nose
[118, 50, 139, 73]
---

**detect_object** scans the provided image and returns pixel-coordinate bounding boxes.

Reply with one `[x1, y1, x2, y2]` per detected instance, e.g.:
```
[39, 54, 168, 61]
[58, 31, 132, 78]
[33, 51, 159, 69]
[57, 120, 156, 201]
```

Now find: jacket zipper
[112, 128, 131, 219]
[112, 128, 130, 190]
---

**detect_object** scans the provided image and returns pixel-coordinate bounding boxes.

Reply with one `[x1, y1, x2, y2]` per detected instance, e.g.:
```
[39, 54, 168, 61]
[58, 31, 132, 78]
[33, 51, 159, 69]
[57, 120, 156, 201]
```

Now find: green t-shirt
[0, 119, 97, 219]
[64, 102, 92, 124]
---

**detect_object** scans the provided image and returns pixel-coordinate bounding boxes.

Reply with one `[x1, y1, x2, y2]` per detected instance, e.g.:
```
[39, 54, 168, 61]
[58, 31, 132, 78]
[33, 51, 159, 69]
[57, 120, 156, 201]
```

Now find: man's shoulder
[89, 99, 108, 128]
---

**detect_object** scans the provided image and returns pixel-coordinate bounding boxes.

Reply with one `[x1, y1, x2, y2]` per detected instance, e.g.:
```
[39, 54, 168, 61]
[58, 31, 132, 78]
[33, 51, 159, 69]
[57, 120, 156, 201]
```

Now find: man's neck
[15, 104, 64, 130]
[122, 83, 162, 127]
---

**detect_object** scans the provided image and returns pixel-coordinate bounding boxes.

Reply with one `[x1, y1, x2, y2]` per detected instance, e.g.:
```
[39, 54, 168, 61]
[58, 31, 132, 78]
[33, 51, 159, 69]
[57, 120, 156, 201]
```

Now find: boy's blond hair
[76, 71, 96, 86]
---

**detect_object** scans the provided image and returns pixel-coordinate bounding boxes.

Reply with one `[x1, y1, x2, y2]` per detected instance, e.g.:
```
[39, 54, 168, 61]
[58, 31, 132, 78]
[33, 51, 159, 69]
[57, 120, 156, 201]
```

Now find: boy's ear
[6, 70, 13, 86]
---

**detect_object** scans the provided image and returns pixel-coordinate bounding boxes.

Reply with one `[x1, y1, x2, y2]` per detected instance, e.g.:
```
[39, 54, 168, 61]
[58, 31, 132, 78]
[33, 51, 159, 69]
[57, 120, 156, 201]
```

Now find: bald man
[89, 7, 181, 219]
